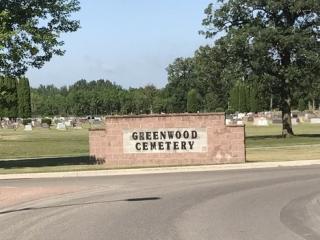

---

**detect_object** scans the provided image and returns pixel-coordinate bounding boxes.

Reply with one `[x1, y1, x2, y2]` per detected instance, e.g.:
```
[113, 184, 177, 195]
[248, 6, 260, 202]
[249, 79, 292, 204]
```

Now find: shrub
[225, 108, 235, 115]
[215, 107, 225, 113]
[41, 118, 52, 126]
[22, 119, 32, 125]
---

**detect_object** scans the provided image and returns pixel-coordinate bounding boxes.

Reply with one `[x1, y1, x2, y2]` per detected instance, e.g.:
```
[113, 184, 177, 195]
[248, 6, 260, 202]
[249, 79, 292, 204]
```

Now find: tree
[194, 45, 234, 110]
[249, 83, 259, 113]
[187, 89, 201, 113]
[201, 1, 320, 136]
[17, 77, 31, 118]
[204, 92, 221, 112]
[166, 58, 197, 112]
[229, 81, 249, 113]
[0, 76, 18, 118]
[0, 0, 80, 76]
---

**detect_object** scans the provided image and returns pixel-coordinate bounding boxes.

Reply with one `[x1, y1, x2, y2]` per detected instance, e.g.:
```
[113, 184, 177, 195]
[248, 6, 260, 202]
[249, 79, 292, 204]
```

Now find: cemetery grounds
[1, 123, 320, 174]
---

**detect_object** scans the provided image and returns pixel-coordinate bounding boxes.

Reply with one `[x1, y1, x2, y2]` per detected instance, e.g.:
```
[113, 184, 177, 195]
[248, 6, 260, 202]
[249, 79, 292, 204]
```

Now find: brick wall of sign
[89, 113, 245, 168]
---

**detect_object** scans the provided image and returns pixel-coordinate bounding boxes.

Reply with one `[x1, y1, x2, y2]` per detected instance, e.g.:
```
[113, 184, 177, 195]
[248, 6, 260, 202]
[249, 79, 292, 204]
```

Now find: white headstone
[310, 118, 320, 124]
[237, 113, 246, 119]
[291, 118, 299, 125]
[24, 124, 32, 131]
[56, 122, 66, 130]
[253, 117, 269, 126]
[65, 120, 72, 127]
[226, 119, 233, 125]
[237, 120, 244, 125]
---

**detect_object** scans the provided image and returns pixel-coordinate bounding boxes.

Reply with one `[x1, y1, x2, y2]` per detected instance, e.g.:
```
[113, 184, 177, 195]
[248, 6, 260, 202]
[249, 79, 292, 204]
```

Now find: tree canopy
[0, 0, 80, 76]
[201, 0, 320, 136]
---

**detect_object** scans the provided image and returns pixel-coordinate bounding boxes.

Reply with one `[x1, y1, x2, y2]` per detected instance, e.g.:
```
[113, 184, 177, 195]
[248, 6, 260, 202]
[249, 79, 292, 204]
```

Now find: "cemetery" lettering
[131, 130, 198, 151]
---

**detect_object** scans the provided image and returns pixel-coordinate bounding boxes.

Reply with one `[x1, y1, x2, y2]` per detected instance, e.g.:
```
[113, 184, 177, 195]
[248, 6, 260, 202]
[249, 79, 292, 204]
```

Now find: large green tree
[166, 58, 197, 112]
[201, 0, 320, 136]
[0, 0, 80, 76]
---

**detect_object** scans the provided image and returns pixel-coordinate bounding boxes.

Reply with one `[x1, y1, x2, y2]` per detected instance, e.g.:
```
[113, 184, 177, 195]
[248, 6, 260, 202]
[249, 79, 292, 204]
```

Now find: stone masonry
[89, 113, 245, 168]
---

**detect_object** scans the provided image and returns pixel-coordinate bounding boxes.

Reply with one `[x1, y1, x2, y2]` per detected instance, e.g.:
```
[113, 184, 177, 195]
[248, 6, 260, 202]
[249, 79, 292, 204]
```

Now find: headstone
[56, 122, 66, 130]
[265, 112, 272, 119]
[310, 118, 320, 124]
[272, 118, 282, 124]
[253, 117, 269, 126]
[237, 120, 244, 125]
[226, 119, 233, 125]
[24, 124, 32, 131]
[41, 123, 50, 128]
[247, 116, 254, 122]
[292, 118, 299, 125]
[305, 113, 317, 120]
[65, 120, 72, 127]
[237, 113, 246, 119]
[298, 116, 305, 123]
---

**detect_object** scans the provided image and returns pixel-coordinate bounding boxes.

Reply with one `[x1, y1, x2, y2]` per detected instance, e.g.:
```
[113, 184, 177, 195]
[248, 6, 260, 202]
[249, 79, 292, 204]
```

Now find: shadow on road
[0, 197, 161, 215]
[0, 156, 105, 169]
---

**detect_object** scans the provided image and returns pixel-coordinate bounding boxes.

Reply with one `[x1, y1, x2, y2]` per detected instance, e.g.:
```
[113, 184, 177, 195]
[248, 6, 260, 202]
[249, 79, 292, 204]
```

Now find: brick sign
[123, 128, 208, 153]
[89, 113, 245, 168]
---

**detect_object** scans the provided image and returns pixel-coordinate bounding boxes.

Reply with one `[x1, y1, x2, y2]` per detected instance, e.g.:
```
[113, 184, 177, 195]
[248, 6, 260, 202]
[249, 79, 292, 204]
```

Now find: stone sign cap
[105, 112, 225, 119]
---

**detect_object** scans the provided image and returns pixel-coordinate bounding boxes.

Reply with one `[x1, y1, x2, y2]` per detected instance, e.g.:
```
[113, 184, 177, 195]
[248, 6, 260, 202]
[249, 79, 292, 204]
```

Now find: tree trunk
[270, 94, 273, 111]
[281, 97, 294, 137]
[279, 46, 294, 137]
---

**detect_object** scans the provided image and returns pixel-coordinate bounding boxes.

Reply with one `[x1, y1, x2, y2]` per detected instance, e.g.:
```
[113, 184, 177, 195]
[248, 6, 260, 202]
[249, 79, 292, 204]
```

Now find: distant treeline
[30, 78, 243, 117]
[1, 67, 315, 119]
[29, 77, 312, 117]
[29, 54, 316, 117]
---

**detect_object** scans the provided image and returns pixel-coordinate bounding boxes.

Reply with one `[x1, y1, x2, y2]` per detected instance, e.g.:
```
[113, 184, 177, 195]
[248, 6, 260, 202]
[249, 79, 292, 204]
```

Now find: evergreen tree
[0, 76, 18, 119]
[229, 81, 250, 112]
[229, 84, 239, 112]
[17, 77, 31, 118]
[239, 83, 248, 113]
[249, 84, 259, 113]
[298, 99, 306, 112]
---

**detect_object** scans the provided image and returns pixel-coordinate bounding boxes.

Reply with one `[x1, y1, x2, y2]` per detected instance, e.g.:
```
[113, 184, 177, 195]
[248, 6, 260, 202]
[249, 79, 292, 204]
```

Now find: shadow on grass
[0, 156, 105, 169]
[247, 134, 320, 141]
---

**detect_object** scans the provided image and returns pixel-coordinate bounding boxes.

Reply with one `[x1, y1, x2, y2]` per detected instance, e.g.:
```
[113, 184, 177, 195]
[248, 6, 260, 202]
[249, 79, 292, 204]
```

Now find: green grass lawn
[246, 123, 320, 162]
[0, 128, 89, 159]
[1, 123, 320, 173]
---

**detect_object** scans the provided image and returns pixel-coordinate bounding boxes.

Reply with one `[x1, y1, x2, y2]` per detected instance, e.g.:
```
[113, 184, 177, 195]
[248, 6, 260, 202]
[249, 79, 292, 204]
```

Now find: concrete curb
[1, 160, 320, 180]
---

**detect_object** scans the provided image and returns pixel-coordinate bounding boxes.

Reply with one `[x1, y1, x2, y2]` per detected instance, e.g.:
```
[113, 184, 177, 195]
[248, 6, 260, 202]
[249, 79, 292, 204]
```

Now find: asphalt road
[0, 166, 320, 240]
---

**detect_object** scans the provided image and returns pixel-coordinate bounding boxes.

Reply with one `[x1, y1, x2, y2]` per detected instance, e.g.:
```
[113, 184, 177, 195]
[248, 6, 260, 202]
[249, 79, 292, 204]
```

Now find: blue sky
[26, 0, 214, 88]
